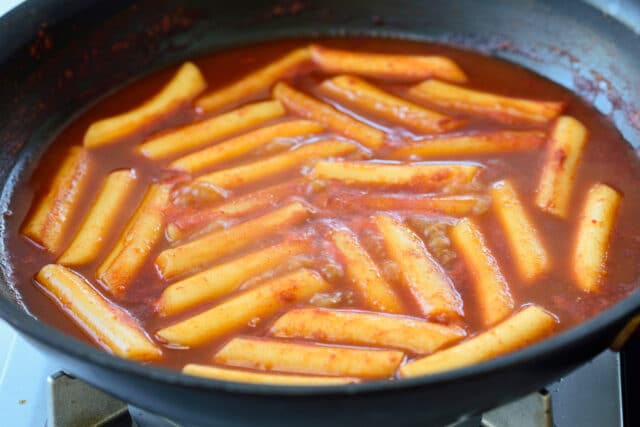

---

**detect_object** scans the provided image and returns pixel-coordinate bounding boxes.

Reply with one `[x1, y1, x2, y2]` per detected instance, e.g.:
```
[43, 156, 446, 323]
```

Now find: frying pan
[1, 1, 640, 426]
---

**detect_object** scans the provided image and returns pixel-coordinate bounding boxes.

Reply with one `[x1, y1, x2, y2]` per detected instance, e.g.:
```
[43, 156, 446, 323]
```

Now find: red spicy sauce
[6, 38, 640, 375]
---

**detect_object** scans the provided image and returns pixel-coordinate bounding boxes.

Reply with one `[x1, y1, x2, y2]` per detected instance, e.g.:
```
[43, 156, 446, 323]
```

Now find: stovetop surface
[0, 319, 60, 426]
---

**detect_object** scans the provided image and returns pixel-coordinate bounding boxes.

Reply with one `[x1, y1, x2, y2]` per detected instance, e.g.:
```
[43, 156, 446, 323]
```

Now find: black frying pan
[1, 1, 639, 426]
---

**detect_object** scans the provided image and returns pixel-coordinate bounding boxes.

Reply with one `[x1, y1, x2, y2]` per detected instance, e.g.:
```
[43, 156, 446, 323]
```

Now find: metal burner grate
[46, 374, 554, 427]
[49, 359, 615, 427]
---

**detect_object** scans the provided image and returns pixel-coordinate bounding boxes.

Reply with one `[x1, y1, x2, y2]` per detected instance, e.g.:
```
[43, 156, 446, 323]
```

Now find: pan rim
[0, 283, 638, 396]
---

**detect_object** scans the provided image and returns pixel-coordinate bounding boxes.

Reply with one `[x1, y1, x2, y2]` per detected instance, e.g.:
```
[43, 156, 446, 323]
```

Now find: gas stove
[1, 319, 638, 427]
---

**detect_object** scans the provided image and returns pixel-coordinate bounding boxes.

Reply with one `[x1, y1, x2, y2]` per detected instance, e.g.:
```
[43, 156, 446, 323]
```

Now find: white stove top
[0, 319, 59, 427]
[0, 0, 23, 17]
